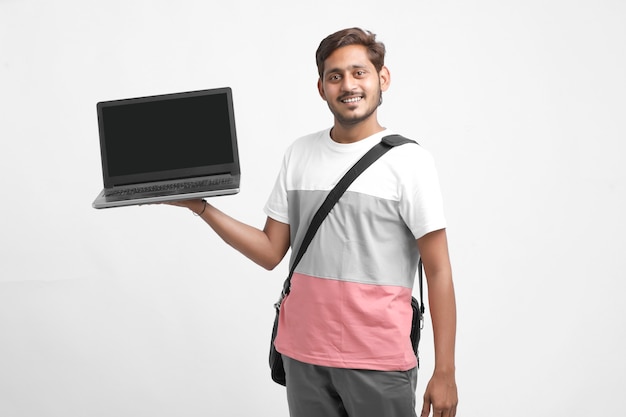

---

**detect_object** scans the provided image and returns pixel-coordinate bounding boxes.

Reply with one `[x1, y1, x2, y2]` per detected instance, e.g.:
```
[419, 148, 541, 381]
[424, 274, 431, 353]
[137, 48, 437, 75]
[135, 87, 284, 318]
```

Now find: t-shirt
[264, 128, 446, 371]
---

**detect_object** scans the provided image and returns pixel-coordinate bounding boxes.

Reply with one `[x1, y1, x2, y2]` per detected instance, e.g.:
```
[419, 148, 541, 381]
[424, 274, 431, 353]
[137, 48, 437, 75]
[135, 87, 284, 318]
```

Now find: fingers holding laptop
[161, 199, 207, 215]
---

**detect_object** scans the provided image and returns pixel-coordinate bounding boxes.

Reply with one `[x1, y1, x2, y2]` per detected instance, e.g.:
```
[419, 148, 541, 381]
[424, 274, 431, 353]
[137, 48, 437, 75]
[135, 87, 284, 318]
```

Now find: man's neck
[330, 120, 385, 144]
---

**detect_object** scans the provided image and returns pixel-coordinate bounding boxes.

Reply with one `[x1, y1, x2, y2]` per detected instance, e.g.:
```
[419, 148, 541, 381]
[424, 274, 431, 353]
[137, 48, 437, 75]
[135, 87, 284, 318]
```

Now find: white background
[1, 1, 625, 416]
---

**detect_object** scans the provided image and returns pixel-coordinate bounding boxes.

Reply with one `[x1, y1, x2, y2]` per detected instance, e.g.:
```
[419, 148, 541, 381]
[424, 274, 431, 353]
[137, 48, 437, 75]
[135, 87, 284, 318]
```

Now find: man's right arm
[170, 199, 290, 270]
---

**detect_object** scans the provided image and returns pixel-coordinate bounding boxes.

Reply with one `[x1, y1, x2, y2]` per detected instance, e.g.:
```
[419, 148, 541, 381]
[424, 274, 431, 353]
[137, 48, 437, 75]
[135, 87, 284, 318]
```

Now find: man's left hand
[420, 370, 458, 417]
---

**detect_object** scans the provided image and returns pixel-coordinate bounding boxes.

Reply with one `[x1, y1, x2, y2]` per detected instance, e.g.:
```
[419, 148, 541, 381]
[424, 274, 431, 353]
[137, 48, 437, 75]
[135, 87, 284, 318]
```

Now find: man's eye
[329, 74, 341, 81]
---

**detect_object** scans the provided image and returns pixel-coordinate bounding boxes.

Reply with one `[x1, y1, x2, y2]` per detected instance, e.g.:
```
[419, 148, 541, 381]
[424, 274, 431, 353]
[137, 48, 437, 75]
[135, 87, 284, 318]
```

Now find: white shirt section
[264, 128, 446, 239]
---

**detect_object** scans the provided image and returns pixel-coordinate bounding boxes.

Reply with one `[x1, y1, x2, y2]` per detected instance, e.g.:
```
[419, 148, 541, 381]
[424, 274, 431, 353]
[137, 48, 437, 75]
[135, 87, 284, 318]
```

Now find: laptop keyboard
[105, 177, 234, 197]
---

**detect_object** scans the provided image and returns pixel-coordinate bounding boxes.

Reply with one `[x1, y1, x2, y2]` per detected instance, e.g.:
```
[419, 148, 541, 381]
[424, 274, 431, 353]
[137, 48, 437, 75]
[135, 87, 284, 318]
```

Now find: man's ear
[379, 66, 391, 92]
[317, 78, 327, 101]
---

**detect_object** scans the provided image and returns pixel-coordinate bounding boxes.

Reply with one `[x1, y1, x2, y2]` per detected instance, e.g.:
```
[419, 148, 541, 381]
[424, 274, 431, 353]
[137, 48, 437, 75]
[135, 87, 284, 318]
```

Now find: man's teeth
[342, 97, 362, 103]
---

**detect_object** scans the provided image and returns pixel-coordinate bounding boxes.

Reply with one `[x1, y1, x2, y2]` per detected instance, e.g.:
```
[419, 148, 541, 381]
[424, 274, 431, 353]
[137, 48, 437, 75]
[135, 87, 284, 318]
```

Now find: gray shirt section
[288, 190, 420, 289]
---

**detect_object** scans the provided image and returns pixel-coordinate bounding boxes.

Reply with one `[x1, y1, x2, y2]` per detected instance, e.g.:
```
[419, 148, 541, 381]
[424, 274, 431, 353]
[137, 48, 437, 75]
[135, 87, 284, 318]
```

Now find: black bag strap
[277, 134, 419, 304]
[417, 258, 425, 318]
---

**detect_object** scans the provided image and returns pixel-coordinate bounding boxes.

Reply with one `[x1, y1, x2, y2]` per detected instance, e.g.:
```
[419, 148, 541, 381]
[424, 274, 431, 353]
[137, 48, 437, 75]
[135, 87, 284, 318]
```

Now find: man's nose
[340, 74, 356, 91]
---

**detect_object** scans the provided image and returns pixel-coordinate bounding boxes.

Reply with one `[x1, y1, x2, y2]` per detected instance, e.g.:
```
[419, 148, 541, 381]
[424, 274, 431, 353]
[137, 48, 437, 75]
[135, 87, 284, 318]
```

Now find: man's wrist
[193, 200, 208, 216]
[433, 365, 456, 376]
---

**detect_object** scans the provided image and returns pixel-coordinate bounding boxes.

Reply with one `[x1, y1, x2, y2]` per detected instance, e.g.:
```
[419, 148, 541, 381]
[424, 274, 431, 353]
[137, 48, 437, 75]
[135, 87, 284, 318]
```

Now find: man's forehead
[323, 45, 374, 74]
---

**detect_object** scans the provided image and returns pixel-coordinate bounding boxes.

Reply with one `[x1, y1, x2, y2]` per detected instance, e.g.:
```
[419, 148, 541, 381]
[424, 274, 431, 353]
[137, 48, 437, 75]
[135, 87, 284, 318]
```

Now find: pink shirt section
[275, 273, 418, 371]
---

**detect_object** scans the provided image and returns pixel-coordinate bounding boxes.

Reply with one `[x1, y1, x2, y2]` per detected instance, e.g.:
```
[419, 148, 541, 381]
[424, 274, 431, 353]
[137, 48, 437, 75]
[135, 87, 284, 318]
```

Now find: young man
[168, 28, 458, 417]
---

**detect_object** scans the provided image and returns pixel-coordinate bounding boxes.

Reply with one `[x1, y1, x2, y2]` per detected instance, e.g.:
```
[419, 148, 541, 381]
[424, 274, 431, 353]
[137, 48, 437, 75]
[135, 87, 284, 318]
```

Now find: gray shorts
[283, 355, 418, 417]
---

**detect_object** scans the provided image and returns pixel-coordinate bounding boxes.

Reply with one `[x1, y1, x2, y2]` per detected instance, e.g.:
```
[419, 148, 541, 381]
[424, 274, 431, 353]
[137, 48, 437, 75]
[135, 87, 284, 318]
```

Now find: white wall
[1, 1, 625, 416]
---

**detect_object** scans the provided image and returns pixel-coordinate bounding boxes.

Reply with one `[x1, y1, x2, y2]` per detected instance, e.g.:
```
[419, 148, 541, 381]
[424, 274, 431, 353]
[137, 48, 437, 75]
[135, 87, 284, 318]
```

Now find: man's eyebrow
[324, 64, 369, 75]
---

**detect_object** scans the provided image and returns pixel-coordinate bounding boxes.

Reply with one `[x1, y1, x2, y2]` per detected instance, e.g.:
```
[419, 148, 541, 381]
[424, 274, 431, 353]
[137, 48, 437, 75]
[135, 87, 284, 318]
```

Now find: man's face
[318, 44, 390, 127]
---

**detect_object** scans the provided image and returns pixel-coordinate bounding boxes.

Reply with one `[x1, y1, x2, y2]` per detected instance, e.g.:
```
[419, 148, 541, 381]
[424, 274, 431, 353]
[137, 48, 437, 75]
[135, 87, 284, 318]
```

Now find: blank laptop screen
[99, 90, 237, 186]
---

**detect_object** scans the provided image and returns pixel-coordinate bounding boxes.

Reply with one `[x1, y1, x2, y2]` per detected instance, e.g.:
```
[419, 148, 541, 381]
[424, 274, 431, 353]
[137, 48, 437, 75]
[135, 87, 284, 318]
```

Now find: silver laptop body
[92, 87, 240, 209]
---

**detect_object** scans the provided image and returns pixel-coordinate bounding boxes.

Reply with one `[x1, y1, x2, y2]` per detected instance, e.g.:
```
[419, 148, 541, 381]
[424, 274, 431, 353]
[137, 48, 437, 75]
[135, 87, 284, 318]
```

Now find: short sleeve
[398, 146, 447, 239]
[263, 151, 290, 224]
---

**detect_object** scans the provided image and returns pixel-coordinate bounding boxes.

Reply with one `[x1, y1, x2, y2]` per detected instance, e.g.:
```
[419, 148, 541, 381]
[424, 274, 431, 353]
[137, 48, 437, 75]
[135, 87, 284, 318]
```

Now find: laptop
[92, 87, 241, 209]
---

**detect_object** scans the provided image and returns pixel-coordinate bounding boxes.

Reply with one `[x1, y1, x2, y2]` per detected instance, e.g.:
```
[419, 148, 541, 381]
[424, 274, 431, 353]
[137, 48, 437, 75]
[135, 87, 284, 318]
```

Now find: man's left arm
[417, 228, 458, 417]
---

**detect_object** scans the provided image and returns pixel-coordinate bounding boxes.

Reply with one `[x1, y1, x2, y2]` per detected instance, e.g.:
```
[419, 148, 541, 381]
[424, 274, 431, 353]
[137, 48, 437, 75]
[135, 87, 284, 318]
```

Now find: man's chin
[334, 111, 376, 127]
